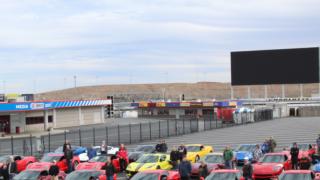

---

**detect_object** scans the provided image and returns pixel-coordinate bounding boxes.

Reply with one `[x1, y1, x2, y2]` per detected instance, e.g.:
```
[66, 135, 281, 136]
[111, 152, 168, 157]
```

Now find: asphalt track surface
[114, 117, 320, 179]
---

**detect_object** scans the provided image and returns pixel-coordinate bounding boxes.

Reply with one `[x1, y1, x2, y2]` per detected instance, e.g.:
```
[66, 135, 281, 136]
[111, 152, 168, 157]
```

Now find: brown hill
[35, 82, 320, 102]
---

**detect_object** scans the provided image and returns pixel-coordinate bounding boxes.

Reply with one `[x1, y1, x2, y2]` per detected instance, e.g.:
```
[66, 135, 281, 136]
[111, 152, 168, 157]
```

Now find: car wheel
[195, 156, 200, 162]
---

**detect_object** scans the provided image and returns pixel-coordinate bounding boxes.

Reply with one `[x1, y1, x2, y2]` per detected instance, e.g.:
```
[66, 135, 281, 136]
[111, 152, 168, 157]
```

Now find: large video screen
[231, 47, 319, 85]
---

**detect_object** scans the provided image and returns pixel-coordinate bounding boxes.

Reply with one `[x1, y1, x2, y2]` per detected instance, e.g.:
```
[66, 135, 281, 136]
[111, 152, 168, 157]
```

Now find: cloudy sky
[0, 0, 319, 93]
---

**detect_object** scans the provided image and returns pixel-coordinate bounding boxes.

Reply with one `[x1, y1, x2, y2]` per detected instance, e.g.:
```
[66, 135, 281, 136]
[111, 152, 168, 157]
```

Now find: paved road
[126, 116, 320, 152]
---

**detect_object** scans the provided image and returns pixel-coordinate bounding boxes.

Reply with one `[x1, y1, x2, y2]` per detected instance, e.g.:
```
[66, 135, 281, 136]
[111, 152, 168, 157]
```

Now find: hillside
[35, 82, 320, 102]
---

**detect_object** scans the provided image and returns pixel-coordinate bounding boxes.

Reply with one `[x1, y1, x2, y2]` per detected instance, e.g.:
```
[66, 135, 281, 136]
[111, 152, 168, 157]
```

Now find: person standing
[178, 156, 192, 180]
[269, 137, 277, 153]
[64, 145, 73, 173]
[7, 156, 18, 179]
[104, 158, 116, 180]
[101, 140, 107, 155]
[156, 140, 162, 153]
[253, 144, 263, 163]
[261, 139, 270, 154]
[117, 144, 128, 172]
[242, 157, 253, 180]
[198, 161, 209, 179]
[161, 140, 168, 153]
[317, 134, 320, 155]
[63, 140, 71, 153]
[178, 144, 187, 162]
[170, 147, 179, 170]
[290, 142, 299, 170]
[223, 146, 234, 169]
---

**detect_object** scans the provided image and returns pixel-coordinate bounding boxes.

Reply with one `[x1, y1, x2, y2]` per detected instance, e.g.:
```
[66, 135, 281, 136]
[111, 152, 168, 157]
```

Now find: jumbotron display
[231, 47, 320, 85]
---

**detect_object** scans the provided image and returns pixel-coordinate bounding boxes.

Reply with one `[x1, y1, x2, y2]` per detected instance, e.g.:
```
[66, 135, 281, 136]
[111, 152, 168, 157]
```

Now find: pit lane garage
[0, 99, 112, 134]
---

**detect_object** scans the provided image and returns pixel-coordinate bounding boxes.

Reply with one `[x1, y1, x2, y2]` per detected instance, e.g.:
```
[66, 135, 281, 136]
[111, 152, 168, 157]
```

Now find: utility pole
[73, 75, 77, 88]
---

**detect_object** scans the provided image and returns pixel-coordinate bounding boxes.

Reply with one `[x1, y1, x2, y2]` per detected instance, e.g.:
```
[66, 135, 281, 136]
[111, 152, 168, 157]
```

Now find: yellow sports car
[185, 144, 214, 163]
[126, 153, 172, 177]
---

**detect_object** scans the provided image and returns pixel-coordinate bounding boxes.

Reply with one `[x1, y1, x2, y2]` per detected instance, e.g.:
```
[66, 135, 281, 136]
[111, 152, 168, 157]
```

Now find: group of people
[0, 156, 18, 180]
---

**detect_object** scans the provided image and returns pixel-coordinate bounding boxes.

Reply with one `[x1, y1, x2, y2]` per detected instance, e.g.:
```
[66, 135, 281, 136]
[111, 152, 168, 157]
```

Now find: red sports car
[13, 163, 66, 180]
[34, 153, 80, 173]
[191, 153, 224, 177]
[76, 155, 121, 172]
[284, 143, 316, 160]
[253, 152, 292, 179]
[65, 169, 117, 180]
[278, 170, 315, 180]
[131, 170, 180, 180]
[0, 155, 37, 172]
[204, 169, 244, 180]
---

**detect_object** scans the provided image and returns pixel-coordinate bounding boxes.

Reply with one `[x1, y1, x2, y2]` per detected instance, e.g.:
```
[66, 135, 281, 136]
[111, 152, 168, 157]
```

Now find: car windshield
[131, 172, 159, 180]
[236, 145, 255, 152]
[203, 155, 224, 164]
[89, 156, 107, 162]
[129, 153, 142, 160]
[66, 170, 101, 180]
[41, 155, 62, 162]
[186, 146, 201, 152]
[135, 146, 154, 152]
[279, 173, 313, 180]
[13, 170, 40, 180]
[261, 155, 284, 163]
[136, 155, 159, 163]
[0, 156, 8, 163]
[205, 172, 238, 180]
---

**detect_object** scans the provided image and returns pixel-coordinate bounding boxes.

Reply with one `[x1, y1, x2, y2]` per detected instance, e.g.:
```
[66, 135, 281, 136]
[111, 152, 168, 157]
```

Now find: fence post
[183, 118, 185, 134]
[210, 113, 212, 129]
[64, 130, 67, 143]
[48, 132, 51, 152]
[139, 123, 142, 142]
[93, 128, 96, 146]
[149, 122, 152, 140]
[106, 127, 108, 145]
[158, 121, 161, 138]
[167, 119, 169, 137]
[189, 118, 192, 133]
[79, 129, 82, 147]
[129, 124, 132, 144]
[118, 125, 120, 145]
[175, 119, 178, 136]
[196, 117, 199, 132]
[11, 136, 14, 155]
[30, 134, 33, 156]
[216, 114, 218, 128]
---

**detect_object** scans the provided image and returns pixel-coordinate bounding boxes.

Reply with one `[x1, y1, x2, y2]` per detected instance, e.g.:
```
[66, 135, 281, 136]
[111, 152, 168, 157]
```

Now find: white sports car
[93, 146, 119, 155]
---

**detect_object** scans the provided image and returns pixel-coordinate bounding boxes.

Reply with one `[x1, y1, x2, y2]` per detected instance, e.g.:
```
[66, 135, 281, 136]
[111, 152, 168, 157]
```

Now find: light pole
[73, 75, 77, 88]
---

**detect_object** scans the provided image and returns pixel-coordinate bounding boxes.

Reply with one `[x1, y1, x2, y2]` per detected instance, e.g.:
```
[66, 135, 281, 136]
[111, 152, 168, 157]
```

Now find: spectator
[87, 145, 97, 160]
[223, 146, 233, 169]
[63, 140, 71, 153]
[0, 164, 9, 180]
[64, 145, 73, 173]
[242, 157, 253, 180]
[101, 140, 107, 155]
[178, 156, 192, 180]
[89, 176, 96, 180]
[178, 144, 187, 162]
[198, 161, 209, 179]
[269, 137, 277, 153]
[8, 156, 18, 178]
[156, 140, 162, 152]
[117, 144, 128, 172]
[261, 139, 269, 154]
[300, 156, 311, 170]
[253, 144, 263, 163]
[49, 164, 60, 180]
[317, 134, 320, 155]
[161, 140, 168, 153]
[104, 158, 116, 180]
[170, 146, 179, 170]
[290, 142, 299, 170]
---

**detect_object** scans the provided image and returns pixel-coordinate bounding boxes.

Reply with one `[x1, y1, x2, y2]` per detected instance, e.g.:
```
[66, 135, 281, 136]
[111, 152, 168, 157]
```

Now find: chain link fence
[0, 113, 273, 157]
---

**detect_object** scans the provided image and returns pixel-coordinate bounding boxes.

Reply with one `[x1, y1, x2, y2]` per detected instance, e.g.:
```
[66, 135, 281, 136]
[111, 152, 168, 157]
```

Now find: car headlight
[273, 165, 283, 172]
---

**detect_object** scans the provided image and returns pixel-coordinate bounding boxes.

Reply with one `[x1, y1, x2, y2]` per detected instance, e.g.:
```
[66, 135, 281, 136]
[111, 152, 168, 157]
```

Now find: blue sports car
[234, 144, 256, 165]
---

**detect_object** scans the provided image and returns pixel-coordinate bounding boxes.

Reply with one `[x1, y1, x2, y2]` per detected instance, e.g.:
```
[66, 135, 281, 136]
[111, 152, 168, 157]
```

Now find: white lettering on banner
[16, 104, 28, 109]
[31, 103, 45, 110]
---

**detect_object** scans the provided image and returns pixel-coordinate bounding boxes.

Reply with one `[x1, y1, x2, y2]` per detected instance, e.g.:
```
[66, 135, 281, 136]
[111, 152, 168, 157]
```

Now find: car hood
[127, 162, 158, 172]
[236, 151, 252, 160]
[253, 163, 283, 174]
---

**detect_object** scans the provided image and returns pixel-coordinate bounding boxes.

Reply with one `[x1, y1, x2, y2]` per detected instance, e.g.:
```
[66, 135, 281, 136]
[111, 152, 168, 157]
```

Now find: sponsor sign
[180, 102, 190, 107]
[203, 102, 214, 107]
[156, 102, 166, 107]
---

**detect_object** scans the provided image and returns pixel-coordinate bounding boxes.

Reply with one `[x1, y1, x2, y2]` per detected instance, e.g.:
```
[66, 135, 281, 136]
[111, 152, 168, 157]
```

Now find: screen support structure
[264, 85, 268, 99]
[247, 86, 251, 99]
[300, 84, 303, 98]
[281, 84, 286, 98]
[230, 86, 234, 100]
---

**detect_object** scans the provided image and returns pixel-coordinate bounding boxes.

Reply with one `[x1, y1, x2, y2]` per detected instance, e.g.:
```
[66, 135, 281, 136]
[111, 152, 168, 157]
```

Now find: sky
[0, 0, 320, 93]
